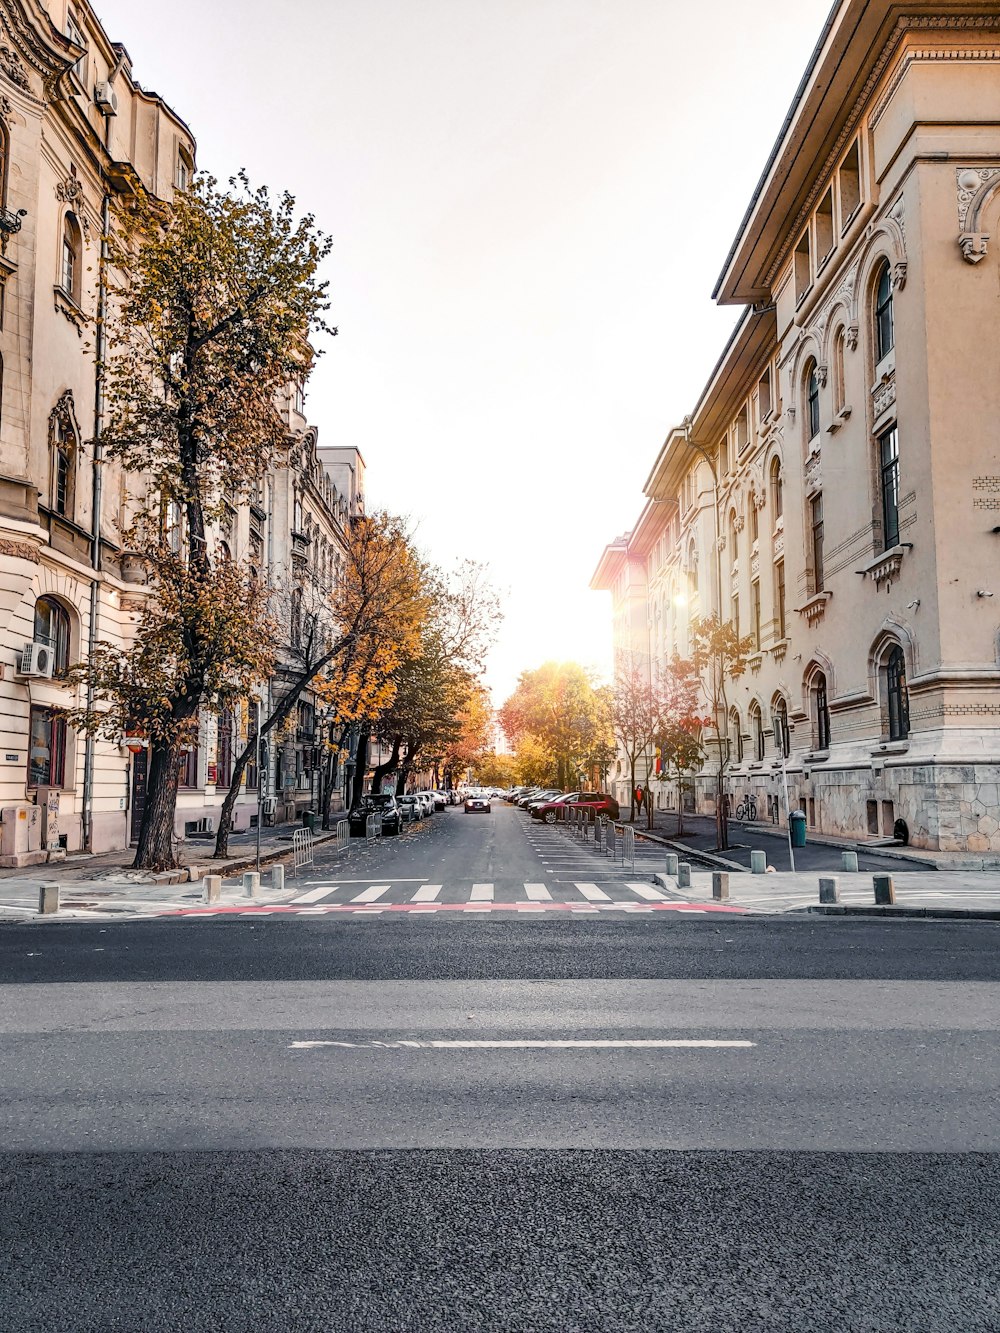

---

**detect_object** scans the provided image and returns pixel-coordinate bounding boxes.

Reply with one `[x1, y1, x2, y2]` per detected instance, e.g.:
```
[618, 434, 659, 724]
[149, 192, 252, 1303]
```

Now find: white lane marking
[351, 885, 391, 903]
[289, 1039, 757, 1050]
[624, 881, 671, 901]
[411, 884, 442, 902]
[470, 883, 494, 901]
[573, 882, 612, 901]
[523, 883, 552, 901]
[290, 884, 339, 904]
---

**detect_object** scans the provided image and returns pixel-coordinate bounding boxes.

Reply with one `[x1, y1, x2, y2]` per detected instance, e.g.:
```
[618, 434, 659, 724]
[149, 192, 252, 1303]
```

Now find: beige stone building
[593, 0, 1000, 854]
[0, 1, 359, 862]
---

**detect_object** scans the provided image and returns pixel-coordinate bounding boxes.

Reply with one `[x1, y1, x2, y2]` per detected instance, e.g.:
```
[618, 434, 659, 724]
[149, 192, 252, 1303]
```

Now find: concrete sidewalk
[633, 810, 1000, 871]
[0, 823, 344, 922]
[653, 867, 1000, 919]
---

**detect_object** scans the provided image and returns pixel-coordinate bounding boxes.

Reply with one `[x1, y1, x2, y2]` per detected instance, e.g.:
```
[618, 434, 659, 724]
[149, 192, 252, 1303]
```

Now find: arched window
[729, 709, 743, 764]
[0, 120, 8, 209]
[61, 213, 83, 304]
[886, 645, 909, 740]
[806, 361, 820, 442]
[34, 596, 71, 675]
[750, 703, 764, 762]
[874, 261, 894, 362]
[813, 672, 831, 750]
[769, 457, 783, 520]
[832, 327, 847, 414]
[773, 698, 790, 758]
[290, 584, 303, 647]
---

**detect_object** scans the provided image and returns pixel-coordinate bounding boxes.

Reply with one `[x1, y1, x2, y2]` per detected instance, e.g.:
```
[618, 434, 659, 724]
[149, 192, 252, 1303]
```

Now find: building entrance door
[130, 749, 148, 844]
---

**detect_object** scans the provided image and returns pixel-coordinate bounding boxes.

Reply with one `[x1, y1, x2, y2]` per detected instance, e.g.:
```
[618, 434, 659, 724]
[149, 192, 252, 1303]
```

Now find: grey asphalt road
[2, 806, 998, 1331]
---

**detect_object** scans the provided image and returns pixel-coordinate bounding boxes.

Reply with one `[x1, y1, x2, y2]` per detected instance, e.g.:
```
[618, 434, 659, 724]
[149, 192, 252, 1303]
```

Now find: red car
[532, 792, 620, 823]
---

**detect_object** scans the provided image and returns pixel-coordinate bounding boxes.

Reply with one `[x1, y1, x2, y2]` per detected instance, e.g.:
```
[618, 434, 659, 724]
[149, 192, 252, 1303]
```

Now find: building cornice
[0, 0, 79, 101]
[714, 4, 1000, 305]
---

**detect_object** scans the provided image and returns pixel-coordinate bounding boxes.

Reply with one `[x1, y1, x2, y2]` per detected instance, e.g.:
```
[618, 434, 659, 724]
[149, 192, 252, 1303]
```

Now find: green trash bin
[789, 810, 807, 848]
[302, 810, 317, 832]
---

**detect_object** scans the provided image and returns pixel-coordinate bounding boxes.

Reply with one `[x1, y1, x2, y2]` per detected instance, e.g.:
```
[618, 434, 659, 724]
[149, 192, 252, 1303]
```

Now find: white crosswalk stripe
[624, 881, 671, 901]
[410, 884, 442, 902]
[523, 883, 552, 900]
[350, 885, 391, 903]
[573, 882, 612, 901]
[289, 883, 339, 904]
[470, 883, 494, 901]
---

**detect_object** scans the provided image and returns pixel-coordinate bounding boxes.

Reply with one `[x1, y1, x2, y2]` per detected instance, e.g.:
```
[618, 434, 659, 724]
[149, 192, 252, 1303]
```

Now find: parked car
[530, 792, 581, 822]
[432, 791, 448, 811]
[526, 790, 575, 813]
[398, 794, 422, 822]
[574, 792, 621, 820]
[518, 788, 561, 808]
[416, 792, 434, 817]
[464, 792, 491, 814]
[348, 792, 402, 836]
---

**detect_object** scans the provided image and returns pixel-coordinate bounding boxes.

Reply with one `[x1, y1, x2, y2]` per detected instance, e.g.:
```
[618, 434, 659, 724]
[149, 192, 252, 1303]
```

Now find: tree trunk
[132, 741, 182, 870]
[213, 744, 253, 859]
[628, 758, 637, 822]
[371, 735, 402, 794]
[351, 729, 369, 809]
[676, 773, 685, 836]
[716, 766, 728, 850]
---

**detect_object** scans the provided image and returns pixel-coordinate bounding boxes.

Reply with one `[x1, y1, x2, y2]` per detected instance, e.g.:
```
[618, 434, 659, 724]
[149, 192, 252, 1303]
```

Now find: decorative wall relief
[957, 167, 1000, 264]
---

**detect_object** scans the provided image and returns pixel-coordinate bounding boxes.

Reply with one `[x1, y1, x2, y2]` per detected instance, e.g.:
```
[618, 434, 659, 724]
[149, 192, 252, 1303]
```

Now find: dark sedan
[348, 793, 402, 836]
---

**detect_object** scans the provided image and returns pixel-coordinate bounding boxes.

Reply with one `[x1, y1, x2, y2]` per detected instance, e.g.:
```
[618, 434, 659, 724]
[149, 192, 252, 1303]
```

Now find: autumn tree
[360, 561, 500, 801]
[472, 752, 517, 789]
[211, 510, 426, 856]
[656, 655, 705, 836]
[499, 662, 605, 791]
[609, 651, 662, 823]
[70, 171, 335, 868]
[513, 734, 557, 788]
[689, 615, 755, 850]
[440, 682, 494, 787]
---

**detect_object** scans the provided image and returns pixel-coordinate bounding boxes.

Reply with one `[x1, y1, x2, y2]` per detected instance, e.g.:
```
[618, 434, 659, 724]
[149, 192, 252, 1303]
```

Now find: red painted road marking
[159, 900, 749, 917]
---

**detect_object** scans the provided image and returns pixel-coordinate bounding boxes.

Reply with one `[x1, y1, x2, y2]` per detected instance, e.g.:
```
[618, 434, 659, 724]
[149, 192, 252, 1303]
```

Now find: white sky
[93, 0, 831, 703]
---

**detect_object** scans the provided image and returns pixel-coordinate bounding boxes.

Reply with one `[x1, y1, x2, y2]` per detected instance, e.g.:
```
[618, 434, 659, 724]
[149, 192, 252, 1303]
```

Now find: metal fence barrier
[621, 824, 636, 872]
[336, 817, 349, 852]
[292, 827, 314, 877]
[365, 812, 383, 844]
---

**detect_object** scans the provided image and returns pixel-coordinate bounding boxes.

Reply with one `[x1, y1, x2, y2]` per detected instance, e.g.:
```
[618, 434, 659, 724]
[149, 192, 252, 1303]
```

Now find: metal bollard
[841, 850, 859, 872]
[677, 862, 692, 889]
[712, 871, 730, 900]
[38, 882, 60, 915]
[270, 864, 285, 894]
[818, 876, 840, 904]
[203, 874, 222, 904]
[873, 873, 895, 905]
[242, 871, 260, 898]
[665, 852, 679, 877]
[750, 850, 766, 875]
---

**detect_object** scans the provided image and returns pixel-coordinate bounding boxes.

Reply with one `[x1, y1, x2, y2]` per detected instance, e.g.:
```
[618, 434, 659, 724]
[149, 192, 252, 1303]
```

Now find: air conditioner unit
[94, 81, 119, 116]
[19, 642, 54, 678]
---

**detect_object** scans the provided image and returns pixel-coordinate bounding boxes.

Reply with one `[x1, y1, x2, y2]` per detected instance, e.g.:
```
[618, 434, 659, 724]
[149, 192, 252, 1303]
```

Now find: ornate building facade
[593, 0, 1000, 854]
[0, 1, 359, 860]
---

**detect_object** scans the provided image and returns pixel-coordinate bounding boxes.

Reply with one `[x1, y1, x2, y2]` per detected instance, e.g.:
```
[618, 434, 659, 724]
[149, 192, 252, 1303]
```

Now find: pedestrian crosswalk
[160, 879, 748, 918]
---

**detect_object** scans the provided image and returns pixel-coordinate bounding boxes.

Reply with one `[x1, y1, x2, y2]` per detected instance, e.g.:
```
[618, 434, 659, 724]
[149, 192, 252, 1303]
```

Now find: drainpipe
[81, 190, 111, 850]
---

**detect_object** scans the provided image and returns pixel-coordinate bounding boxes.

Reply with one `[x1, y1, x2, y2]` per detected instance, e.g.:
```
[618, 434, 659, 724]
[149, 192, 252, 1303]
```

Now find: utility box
[0, 804, 46, 868]
[789, 810, 807, 848]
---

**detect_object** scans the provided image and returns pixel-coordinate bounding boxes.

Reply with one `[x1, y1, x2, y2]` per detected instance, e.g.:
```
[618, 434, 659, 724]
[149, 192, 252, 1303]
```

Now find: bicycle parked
[734, 795, 758, 821]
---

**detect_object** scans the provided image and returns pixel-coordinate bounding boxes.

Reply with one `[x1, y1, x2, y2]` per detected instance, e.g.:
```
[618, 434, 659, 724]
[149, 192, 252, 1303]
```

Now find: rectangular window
[736, 406, 749, 453]
[180, 741, 199, 788]
[731, 594, 740, 639]
[811, 494, 825, 592]
[815, 188, 834, 264]
[757, 369, 772, 422]
[839, 141, 861, 230]
[62, 238, 76, 297]
[879, 426, 900, 549]
[794, 230, 811, 305]
[775, 560, 786, 639]
[28, 707, 66, 787]
[216, 712, 232, 788]
[751, 580, 761, 650]
[66, 14, 87, 83]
